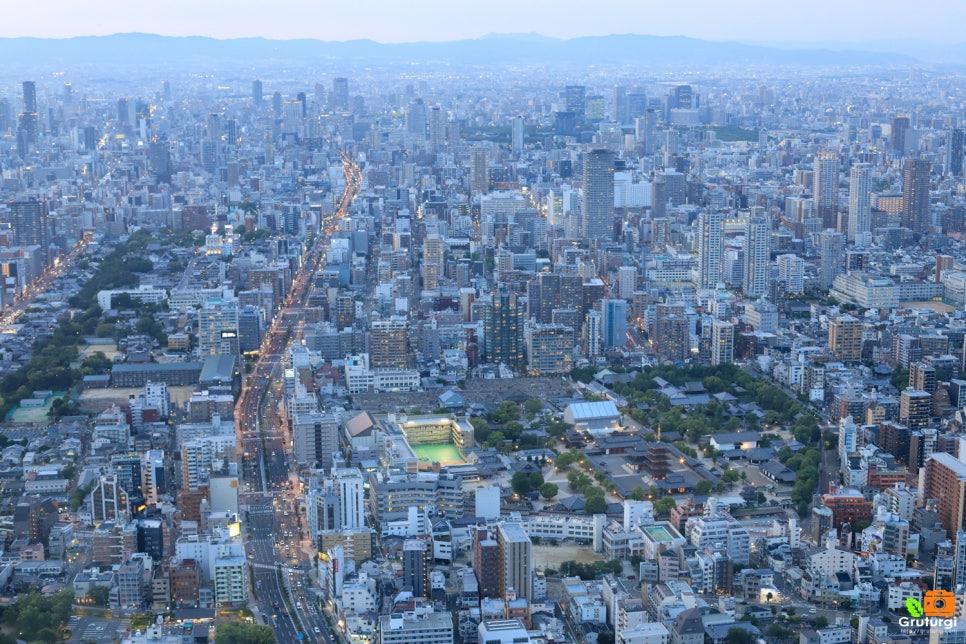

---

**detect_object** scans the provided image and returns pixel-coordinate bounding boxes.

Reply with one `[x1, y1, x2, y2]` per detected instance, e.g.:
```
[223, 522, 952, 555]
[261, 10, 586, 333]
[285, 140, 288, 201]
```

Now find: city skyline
[3, 0, 966, 47]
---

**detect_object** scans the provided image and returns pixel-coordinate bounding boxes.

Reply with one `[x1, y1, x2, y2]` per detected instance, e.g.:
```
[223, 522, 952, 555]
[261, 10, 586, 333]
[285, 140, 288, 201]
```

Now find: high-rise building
[293, 412, 339, 469]
[334, 468, 365, 530]
[948, 129, 964, 177]
[742, 215, 770, 297]
[331, 77, 349, 111]
[402, 538, 430, 597]
[565, 85, 586, 117]
[654, 303, 690, 363]
[601, 299, 628, 349]
[899, 389, 932, 430]
[370, 318, 409, 369]
[526, 324, 574, 375]
[710, 320, 734, 366]
[696, 211, 725, 289]
[818, 230, 845, 289]
[483, 289, 524, 367]
[17, 81, 38, 154]
[428, 105, 445, 152]
[8, 199, 50, 259]
[511, 116, 524, 154]
[891, 115, 910, 155]
[813, 151, 840, 230]
[474, 526, 500, 598]
[198, 299, 240, 356]
[497, 522, 533, 601]
[581, 149, 615, 243]
[828, 315, 863, 363]
[901, 158, 930, 234]
[777, 254, 805, 294]
[922, 453, 966, 538]
[847, 163, 872, 243]
[470, 147, 488, 197]
[406, 98, 427, 137]
[251, 80, 263, 105]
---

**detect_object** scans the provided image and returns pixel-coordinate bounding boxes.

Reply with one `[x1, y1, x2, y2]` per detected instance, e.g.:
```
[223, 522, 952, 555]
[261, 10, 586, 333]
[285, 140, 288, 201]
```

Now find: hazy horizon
[5, 0, 966, 46]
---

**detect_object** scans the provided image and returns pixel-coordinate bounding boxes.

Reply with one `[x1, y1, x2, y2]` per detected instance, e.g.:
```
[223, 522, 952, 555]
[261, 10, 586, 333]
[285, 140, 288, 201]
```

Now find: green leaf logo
[906, 598, 924, 617]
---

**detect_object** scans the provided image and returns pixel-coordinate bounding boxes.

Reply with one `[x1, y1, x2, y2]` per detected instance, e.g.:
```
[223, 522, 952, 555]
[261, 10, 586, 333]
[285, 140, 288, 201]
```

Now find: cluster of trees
[556, 559, 623, 580]
[778, 445, 822, 516]
[215, 622, 275, 644]
[0, 232, 157, 418]
[471, 399, 570, 453]
[0, 590, 73, 643]
[567, 470, 607, 514]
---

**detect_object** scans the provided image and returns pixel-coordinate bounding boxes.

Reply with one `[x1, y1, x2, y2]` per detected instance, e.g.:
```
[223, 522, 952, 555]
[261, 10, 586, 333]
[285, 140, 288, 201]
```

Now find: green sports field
[411, 442, 466, 468]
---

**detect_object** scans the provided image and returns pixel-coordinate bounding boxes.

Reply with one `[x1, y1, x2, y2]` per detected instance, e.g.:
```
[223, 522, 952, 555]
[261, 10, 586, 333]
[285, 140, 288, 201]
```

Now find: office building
[922, 453, 966, 538]
[379, 611, 454, 644]
[901, 158, 930, 234]
[251, 79, 263, 104]
[566, 85, 586, 117]
[497, 522, 533, 601]
[293, 412, 340, 469]
[581, 149, 616, 243]
[331, 77, 349, 111]
[813, 152, 840, 230]
[848, 163, 872, 243]
[653, 303, 690, 363]
[742, 215, 770, 297]
[696, 211, 725, 289]
[483, 288, 524, 367]
[601, 299, 628, 350]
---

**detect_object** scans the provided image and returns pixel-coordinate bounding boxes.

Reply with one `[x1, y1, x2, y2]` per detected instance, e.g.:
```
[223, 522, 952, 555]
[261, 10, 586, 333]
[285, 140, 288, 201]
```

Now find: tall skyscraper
[891, 115, 910, 155]
[497, 522, 533, 601]
[251, 79, 263, 105]
[483, 288, 524, 367]
[470, 147, 488, 197]
[565, 85, 586, 118]
[8, 199, 50, 259]
[331, 77, 349, 111]
[742, 215, 770, 297]
[601, 299, 628, 349]
[17, 80, 38, 155]
[511, 116, 524, 154]
[948, 129, 964, 177]
[428, 105, 445, 152]
[901, 158, 930, 234]
[21, 80, 36, 115]
[696, 211, 725, 289]
[581, 148, 615, 243]
[813, 151, 840, 230]
[847, 163, 872, 243]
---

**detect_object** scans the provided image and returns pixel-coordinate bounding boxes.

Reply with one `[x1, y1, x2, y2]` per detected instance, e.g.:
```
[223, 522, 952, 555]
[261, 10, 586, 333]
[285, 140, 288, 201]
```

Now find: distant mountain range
[0, 32, 926, 68]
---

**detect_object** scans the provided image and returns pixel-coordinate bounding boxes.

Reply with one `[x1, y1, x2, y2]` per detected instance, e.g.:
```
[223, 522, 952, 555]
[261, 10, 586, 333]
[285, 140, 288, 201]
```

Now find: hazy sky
[5, 0, 966, 44]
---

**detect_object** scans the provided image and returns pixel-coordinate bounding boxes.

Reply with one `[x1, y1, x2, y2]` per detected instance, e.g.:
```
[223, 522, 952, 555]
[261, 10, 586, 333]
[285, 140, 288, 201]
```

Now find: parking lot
[69, 616, 127, 643]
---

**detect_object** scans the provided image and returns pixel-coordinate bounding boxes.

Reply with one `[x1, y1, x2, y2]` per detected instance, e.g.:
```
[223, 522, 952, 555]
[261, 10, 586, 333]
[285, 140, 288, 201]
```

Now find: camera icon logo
[912, 590, 958, 618]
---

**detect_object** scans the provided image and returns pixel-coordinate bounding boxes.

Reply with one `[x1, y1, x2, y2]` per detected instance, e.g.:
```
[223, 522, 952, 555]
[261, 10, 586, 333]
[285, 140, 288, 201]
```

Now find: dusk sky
[4, 0, 966, 44]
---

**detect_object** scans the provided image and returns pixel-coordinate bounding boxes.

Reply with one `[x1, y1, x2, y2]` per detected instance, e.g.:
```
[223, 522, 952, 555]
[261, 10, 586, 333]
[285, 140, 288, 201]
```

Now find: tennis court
[411, 442, 466, 468]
